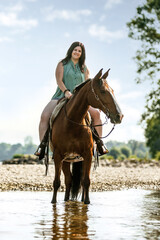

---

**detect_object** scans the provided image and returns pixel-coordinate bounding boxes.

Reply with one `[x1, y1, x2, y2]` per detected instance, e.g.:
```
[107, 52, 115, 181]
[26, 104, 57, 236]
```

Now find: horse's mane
[73, 79, 91, 93]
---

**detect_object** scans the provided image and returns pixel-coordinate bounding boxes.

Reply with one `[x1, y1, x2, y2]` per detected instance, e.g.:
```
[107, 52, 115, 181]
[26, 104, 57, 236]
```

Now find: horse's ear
[102, 68, 110, 79]
[94, 68, 103, 80]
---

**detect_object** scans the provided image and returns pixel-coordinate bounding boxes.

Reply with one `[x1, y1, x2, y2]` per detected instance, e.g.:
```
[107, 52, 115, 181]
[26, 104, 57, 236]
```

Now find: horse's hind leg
[62, 162, 72, 201]
[82, 154, 92, 204]
[51, 153, 62, 204]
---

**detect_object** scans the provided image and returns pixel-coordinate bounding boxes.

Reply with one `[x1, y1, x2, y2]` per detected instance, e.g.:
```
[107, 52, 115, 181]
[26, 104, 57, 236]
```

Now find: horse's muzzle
[111, 113, 124, 124]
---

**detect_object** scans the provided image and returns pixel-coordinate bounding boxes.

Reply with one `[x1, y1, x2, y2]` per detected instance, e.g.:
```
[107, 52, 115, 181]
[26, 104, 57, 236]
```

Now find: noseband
[91, 80, 110, 118]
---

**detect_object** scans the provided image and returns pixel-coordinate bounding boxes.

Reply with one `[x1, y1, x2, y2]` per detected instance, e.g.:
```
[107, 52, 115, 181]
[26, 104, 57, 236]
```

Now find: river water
[0, 189, 160, 240]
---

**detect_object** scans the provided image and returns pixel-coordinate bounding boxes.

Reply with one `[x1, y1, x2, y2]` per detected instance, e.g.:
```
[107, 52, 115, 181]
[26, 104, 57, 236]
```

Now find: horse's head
[88, 69, 123, 124]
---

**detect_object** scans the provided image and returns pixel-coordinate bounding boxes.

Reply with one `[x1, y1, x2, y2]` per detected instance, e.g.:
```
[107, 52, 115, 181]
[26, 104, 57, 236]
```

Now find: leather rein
[64, 80, 115, 139]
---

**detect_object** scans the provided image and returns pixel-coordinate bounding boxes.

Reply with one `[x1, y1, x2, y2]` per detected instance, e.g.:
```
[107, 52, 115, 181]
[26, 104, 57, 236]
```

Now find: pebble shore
[0, 162, 160, 191]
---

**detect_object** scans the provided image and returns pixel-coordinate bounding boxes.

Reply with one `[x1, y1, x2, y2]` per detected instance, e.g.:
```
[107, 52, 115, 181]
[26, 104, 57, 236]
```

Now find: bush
[12, 154, 24, 159]
[129, 155, 138, 160]
[118, 154, 126, 161]
[155, 152, 160, 161]
[109, 147, 121, 159]
[120, 146, 131, 158]
[107, 155, 114, 160]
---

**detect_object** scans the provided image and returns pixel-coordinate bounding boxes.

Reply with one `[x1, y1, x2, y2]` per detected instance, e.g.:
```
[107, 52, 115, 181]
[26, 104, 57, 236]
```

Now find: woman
[35, 41, 108, 156]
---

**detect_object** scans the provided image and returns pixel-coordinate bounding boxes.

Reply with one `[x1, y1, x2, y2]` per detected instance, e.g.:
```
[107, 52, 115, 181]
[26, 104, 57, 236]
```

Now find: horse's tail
[71, 161, 82, 200]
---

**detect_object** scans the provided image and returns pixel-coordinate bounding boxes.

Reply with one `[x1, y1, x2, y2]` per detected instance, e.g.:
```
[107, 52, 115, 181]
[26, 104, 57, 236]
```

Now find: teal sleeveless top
[51, 60, 86, 100]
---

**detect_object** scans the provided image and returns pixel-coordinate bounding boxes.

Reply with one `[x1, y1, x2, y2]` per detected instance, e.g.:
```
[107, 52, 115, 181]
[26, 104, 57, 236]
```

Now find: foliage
[0, 136, 38, 161]
[0, 138, 149, 162]
[108, 147, 121, 159]
[107, 155, 114, 160]
[141, 83, 160, 156]
[13, 154, 24, 159]
[120, 146, 131, 158]
[155, 151, 160, 161]
[129, 155, 139, 160]
[127, 0, 160, 83]
[145, 114, 160, 157]
[118, 154, 126, 161]
[127, 0, 160, 157]
[106, 140, 149, 158]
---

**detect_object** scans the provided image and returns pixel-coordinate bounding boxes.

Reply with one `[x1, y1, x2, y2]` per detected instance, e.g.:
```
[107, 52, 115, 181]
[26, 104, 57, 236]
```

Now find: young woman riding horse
[35, 41, 108, 157]
[51, 68, 123, 204]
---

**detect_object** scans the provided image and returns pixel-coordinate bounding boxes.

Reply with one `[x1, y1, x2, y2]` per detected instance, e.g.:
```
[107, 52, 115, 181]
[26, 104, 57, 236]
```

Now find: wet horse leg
[81, 189, 84, 202]
[51, 153, 62, 204]
[81, 154, 92, 204]
[62, 162, 72, 201]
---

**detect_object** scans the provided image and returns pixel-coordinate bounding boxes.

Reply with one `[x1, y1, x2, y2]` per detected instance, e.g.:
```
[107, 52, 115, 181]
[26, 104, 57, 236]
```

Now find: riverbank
[0, 163, 160, 191]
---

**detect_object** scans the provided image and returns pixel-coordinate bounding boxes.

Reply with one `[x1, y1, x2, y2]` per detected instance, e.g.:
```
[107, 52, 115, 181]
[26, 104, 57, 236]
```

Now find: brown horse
[51, 69, 123, 204]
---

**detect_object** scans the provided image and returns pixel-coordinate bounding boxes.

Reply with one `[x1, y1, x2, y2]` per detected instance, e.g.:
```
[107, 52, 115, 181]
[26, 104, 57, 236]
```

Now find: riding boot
[34, 127, 49, 160]
[92, 127, 109, 155]
[96, 139, 109, 155]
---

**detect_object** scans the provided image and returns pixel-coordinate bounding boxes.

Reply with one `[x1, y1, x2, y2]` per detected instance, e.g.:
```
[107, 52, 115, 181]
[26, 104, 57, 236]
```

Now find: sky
[0, 0, 150, 145]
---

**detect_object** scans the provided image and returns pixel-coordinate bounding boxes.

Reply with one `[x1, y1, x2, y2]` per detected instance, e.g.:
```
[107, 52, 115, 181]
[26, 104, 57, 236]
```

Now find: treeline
[0, 136, 37, 162]
[105, 140, 150, 160]
[0, 136, 149, 162]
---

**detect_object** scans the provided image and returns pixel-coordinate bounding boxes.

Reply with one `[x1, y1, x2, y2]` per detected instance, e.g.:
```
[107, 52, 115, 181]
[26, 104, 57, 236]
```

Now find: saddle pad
[50, 98, 66, 128]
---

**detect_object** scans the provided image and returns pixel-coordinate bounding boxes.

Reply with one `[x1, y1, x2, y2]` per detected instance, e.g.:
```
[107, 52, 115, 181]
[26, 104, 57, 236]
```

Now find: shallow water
[0, 189, 160, 240]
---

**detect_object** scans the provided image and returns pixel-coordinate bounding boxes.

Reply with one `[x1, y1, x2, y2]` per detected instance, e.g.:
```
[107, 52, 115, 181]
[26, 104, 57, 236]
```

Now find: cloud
[88, 24, 126, 43]
[105, 0, 123, 9]
[6, 3, 24, 12]
[0, 36, 13, 43]
[101, 101, 145, 142]
[27, 0, 37, 2]
[0, 3, 38, 30]
[64, 32, 70, 38]
[119, 91, 144, 101]
[107, 78, 121, 94]
[43, 7, 92, 22]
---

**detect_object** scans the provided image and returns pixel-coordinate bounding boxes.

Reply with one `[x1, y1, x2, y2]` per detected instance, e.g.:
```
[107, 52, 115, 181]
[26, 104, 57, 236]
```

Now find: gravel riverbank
[0, 163, 160, 191]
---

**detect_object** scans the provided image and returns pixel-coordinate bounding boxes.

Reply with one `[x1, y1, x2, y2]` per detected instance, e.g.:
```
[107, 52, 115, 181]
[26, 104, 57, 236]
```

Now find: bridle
[64, 78, 115, 139]
[90, 79, 115, 138]
[91, 79, 110, 119]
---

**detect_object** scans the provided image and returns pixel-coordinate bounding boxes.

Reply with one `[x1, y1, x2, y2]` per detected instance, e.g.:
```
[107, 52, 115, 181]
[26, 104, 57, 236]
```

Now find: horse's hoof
[84, 200, 90, 204]
[51, 199, 56, 204]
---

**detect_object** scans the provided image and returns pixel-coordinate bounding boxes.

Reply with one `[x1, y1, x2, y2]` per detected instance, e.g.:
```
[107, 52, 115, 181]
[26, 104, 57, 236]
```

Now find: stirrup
[34, 147, 42, 156]
[97, 139, 109, 156]
[34, 141, 47, 160]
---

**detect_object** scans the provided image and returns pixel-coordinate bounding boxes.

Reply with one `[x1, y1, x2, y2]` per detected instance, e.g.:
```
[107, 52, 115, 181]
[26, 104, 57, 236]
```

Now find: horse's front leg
[51, 152, 62, 204]
[82, 152, 92, 204]
[62, 161, 72, 201]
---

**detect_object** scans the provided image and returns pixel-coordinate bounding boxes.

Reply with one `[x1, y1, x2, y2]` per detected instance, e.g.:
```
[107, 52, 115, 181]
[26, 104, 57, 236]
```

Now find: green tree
[144, 114, 160, 157]
[127, 0, 160, 83]
[127, 0, 160, 156]
[0, 136, 38, 161]
[109, 147, 121, 160]
[120, 146, 131, 158]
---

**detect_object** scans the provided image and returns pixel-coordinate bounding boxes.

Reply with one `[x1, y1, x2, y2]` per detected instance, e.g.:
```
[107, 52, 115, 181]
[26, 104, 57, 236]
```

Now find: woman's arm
[84, 67, 90, 80]
[55, 62, 72, 98]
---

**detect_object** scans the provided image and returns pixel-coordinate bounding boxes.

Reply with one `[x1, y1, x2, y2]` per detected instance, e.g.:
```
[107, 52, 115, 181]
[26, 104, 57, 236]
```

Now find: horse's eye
[100, 89, 106, 94]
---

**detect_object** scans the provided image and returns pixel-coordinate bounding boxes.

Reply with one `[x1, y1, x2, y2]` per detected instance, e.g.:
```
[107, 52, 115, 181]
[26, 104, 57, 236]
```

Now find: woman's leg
[88, 106, 102, 136]
[88, 106, 108, 155]
[39, 100, 58, 141]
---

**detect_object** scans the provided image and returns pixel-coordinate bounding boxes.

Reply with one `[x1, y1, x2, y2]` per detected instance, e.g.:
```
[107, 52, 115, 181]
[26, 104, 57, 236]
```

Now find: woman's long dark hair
[61, 41, 86, 72]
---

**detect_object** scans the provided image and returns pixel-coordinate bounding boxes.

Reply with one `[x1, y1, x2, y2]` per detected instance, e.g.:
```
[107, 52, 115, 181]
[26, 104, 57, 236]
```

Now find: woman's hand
[64, 90, 72, 99]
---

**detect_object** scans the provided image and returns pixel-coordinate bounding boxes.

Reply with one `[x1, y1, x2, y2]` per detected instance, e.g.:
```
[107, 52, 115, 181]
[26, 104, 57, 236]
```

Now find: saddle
[35, 98, 107, 171]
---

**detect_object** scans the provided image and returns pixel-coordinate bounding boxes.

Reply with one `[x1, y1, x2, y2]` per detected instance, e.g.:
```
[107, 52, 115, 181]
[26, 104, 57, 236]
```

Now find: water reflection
[1, 190, 160, 240]
[142, 191, 160, 240]
[36, 201, 93, 240]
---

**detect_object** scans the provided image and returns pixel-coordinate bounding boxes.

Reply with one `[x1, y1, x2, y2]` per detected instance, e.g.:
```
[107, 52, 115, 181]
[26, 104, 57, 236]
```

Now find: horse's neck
[66, 86, 89, 122]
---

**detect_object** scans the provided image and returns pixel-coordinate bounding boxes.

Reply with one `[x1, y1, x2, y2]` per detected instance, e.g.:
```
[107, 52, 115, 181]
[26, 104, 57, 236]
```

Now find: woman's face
[71, 46, 82, 61]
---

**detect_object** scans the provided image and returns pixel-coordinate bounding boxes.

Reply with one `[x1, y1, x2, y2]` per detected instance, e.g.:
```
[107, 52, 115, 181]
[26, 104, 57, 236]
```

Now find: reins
[64, 79, 116, 140]
[64, 102, 115, 139]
